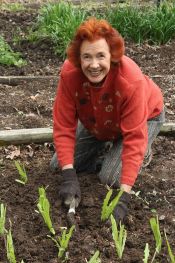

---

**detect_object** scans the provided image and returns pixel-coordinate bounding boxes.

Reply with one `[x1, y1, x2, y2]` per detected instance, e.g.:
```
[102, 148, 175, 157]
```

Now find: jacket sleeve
[53, 74, 78, 167]
[120, 80, 148, 186]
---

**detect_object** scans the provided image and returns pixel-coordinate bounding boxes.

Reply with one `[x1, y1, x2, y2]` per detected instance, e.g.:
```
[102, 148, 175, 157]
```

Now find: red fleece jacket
[53, 55, 163, 186]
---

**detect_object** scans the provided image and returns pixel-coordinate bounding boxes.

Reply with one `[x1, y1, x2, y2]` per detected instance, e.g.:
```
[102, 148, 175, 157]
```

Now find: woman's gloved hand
[59, 168, 81, 208]
[113, 191, 131, 224]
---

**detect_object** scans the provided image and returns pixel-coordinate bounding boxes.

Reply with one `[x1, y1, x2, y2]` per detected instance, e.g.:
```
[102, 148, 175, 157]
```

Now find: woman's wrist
[120, 184, 132, 193]
[62, 164, 73, 170]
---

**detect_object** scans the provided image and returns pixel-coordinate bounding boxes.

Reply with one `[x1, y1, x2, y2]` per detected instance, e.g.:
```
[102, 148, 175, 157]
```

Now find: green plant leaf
[143, 243, 150, 263]
[37, 187, 55, 235]
[0, 35, 26, 67]
[88, 250, 101, 263]
[14, 161, 28, 185]
[150, 216, 162, 253]
[6, 229, 16, 263]
[0, 3, 25, 12]
[110, 214, 127, 259]
[101, 189, 123, 221]
[48, 225, 75, 259]
[164, 229, 175, 263]
[58, 225, 75, 258]
[0, 203, 6, 235]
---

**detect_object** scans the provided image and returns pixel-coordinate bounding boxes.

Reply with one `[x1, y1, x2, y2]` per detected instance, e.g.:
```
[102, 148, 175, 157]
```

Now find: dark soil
[0, 4, 175, 263]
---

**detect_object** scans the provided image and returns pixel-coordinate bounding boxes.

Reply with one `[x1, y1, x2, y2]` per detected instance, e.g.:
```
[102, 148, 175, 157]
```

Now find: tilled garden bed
[0, 4, 175, 263]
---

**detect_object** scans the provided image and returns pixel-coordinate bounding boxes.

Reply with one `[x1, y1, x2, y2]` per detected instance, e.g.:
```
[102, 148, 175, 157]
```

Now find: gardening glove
[113, 191, 131, 224]
[59, 168, 81, 208]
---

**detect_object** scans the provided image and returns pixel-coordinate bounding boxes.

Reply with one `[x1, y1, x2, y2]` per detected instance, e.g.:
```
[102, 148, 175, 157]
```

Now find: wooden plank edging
[0, 74, 174, 86]
[0, 127, 53, 146]
[0, 76, 58, 86]
[0, 122, 174, 146]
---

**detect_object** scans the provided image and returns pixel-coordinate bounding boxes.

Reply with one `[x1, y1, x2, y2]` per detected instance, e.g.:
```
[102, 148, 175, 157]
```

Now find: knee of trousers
[97, 169, 120, 189]
[50, 152, 59, 172]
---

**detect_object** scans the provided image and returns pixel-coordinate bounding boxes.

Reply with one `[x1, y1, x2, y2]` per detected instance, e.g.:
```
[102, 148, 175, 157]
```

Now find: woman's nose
[90, 58, 99, 68]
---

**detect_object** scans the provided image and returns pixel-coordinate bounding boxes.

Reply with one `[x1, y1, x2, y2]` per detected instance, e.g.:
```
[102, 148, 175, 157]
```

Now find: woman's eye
[82, 54, 90, 59]
[98, 53, 105, 58]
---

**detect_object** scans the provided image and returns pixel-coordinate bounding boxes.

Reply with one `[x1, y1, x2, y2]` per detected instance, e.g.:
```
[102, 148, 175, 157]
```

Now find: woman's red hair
[67, 17, 125, 67]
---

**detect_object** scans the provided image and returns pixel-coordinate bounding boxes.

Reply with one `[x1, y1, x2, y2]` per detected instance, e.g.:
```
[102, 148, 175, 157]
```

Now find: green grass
[105, 1, 175, 44]
[27, 1, 175, 60]
[28, 1, 87, 58]
[0, 35, 26, 67]
[0, 3, 25, 12]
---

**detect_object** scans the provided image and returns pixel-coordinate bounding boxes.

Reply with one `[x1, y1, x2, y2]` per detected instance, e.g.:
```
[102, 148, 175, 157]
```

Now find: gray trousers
[50, 110, 165, 187]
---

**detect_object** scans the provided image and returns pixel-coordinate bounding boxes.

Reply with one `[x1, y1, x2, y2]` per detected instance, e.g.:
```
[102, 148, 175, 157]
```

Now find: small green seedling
[164, 229, 175, 263]
[37, 187, 55, 235]
[6, 227, 24, 263]
[48, 225, 75, 259]
[101, 189, 123, 221]
[143, 243, 150, 263]
[87, 250, 101, 263]
[0, 203, 7, 235]
[110, 214, 127, 259]
[6, 229, 16, 263]
[14, 161, 28, 185]
[150, 215, 162, 253]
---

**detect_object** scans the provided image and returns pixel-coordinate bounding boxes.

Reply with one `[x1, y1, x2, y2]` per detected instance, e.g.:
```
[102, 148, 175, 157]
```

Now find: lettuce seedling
[101, 189, 123, 221]
[37, 187, 55, 235]
[143, 243, 150, 263]
[6, 229, 16, 263]
[6, 227, 24, 263]
[14, 161, 28, 185]
[150, 215, 162, 253]
[87, 250, 101, 263]
[110, 214, 127, 259]
[164, 229, 175, 263]
[0, 203, 7, 235]
[48, 225, 75, 259]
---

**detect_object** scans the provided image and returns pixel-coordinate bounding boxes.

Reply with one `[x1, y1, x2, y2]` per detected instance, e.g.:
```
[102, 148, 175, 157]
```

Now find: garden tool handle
[67, 197, 80, 232]
[68, 197, 76, 214]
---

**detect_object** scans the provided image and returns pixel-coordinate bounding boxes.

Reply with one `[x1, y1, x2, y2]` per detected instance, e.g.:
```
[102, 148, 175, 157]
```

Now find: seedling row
[0, 162, 174, 262]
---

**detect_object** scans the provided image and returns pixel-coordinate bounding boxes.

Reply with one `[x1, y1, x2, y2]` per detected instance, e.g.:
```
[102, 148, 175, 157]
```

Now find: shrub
[0, 35, 26, 67]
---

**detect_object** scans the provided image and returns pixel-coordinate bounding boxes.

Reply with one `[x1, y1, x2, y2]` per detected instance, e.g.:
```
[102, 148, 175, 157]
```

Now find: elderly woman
[50, 17, 164, 223]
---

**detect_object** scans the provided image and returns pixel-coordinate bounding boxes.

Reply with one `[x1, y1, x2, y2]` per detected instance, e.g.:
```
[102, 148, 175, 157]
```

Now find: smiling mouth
[89, 70, 102, 77]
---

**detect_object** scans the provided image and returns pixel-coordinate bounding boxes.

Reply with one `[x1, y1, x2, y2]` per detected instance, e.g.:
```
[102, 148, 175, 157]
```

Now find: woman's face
[80, 38, 111, 84]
